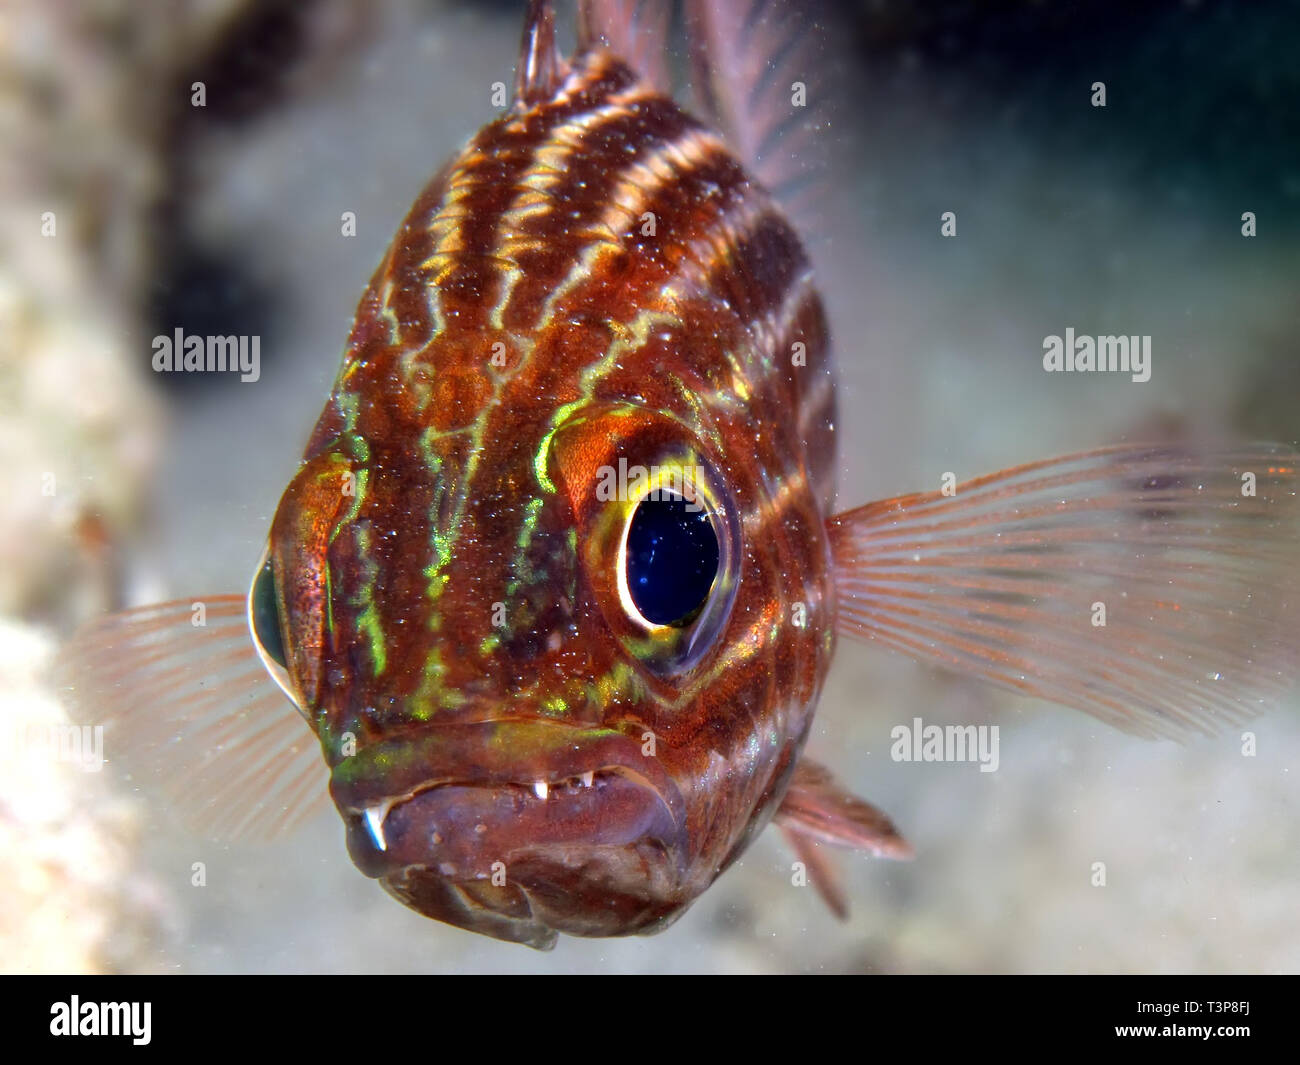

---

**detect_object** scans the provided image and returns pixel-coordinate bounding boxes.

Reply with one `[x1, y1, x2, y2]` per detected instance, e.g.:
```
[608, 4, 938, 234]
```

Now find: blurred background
[1, 0, 1297, 973]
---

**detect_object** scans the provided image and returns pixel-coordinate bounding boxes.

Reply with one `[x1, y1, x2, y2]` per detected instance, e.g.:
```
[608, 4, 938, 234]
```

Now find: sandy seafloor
[4, 0, 1298, 973]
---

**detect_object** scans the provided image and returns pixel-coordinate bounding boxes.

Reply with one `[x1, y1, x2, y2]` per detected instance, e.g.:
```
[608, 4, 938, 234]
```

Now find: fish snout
[331, 722, 694, 944]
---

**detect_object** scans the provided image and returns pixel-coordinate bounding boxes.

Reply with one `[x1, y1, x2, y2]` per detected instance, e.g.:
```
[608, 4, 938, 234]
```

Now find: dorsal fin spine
[516, 0, 565, 105]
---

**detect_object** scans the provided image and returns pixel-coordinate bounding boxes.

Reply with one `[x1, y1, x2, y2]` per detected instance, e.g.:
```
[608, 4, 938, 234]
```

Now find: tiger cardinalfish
[62, 0, 1299, 950]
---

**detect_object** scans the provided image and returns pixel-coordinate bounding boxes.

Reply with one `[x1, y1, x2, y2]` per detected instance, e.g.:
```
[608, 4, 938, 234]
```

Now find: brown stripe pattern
[283, 44, 839, 937]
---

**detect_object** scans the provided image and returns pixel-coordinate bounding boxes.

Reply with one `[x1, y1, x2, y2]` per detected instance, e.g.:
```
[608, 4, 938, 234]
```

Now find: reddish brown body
[248, 35, 842, 944]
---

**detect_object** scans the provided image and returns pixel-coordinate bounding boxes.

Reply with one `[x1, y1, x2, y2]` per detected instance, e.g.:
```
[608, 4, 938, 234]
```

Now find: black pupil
[625, 495, 719, 627]
[251, 560, 288, 668]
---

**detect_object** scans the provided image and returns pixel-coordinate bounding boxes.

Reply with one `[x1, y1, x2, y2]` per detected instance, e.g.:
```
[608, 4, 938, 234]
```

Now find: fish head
[247, 332, 834, 946]
[240, 20, 839, 947]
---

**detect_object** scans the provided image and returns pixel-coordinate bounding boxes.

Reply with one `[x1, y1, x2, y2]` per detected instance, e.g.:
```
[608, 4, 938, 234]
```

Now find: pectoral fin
[54, 596, 330, 841]
[828, 444, 1300, 739]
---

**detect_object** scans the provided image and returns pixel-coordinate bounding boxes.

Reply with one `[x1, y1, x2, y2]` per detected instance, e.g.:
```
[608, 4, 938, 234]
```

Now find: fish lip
[366, 767, 692, 941]
[363, 762, 673, 836]
[328, 720, 687, 873]
[329, 719, 683, 813]
[341, 764, 686, 889]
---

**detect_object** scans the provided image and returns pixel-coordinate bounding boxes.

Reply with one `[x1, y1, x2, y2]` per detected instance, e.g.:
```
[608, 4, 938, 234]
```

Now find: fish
[58, 0, 1299, 950]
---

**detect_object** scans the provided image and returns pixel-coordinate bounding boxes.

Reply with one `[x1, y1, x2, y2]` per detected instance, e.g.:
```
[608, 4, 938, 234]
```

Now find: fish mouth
[342, 763, 680, 877]
[328, 721, 691, 945]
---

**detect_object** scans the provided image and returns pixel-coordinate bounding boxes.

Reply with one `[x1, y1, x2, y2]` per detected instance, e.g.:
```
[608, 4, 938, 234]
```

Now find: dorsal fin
[683, 0, 843, 233]
[516, 0, 567, 105]
[577, 0, 674, 93]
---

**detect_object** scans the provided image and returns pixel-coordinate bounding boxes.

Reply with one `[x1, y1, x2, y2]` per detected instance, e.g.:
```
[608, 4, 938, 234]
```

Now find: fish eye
[607, 463, 741, 675]
[247, 550, 298, 706]
[548, 409, 743, 677]
[622, 494, 719, 627]
[250, 558, 287, 668]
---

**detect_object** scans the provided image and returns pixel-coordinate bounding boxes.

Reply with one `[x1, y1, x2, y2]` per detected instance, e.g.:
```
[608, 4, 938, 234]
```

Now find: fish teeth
[529, 775, 595, 798]
[363, 804, 390, 852]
